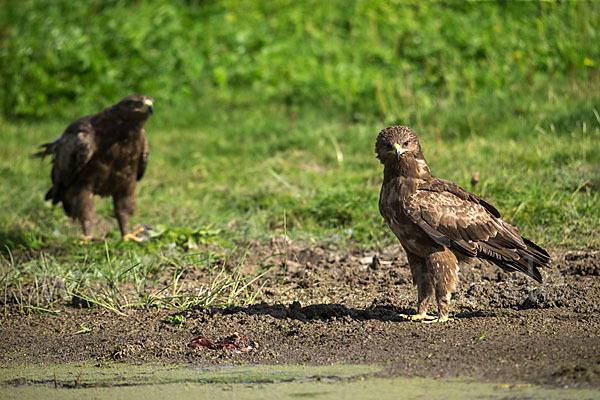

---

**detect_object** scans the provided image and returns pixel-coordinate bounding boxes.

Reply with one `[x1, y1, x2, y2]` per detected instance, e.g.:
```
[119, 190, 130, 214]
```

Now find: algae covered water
[1, 363, 598, 400]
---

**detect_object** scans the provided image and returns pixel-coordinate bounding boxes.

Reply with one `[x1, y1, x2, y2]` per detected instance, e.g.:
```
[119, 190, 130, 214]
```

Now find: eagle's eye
[403, 140, 410, 147]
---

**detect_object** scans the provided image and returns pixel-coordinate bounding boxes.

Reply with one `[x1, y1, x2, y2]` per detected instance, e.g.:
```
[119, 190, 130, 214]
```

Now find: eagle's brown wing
[403, 180, 549, 282]
[45, 118, 97, 203]
[137, 132, 149, 181]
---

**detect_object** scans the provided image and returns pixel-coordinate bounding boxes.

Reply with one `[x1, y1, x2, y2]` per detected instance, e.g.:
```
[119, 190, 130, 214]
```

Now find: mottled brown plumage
[35, 94, 154, 241]
[375, 126, 550, 322]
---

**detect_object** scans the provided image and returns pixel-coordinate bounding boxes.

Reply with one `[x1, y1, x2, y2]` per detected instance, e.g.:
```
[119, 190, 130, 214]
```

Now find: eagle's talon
[422, 316, 455, 324]
[78, 234, 93, 245]
[123, 225, 148, 242]
[131, 226, 146, 236]
[410, 313, 436, 322]
[123, 232, 144, 243]
[78, 234, 104, 244]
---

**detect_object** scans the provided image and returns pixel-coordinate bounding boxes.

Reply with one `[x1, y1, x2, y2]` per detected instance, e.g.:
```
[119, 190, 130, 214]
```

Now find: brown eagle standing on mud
[375, 126, 550, 322]
[35, 94, 154, 242]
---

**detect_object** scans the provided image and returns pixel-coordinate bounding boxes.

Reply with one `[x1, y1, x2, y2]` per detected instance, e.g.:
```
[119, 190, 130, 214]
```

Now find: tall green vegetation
[1, 0, 598, 126]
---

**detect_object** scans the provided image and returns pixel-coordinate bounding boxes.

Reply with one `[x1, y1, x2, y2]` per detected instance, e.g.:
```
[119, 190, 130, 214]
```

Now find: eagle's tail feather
[490, 258, 543, 283]
[33, 135, 62, 159]
[44, 188, 54, 201]
[487, 242, 549, 283]
[522, 237, 550, 263]
[33, 142, 56, 159]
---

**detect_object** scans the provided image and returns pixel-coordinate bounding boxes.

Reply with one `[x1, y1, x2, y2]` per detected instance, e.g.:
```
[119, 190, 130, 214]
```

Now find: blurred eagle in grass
[375, 126, 550, 322]
[35, 94, 154, 242]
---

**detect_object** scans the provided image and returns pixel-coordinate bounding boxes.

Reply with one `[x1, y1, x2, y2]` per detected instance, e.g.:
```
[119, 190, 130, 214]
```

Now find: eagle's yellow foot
[409, 313, 438, 322]
[422, 316, 455, 324]
[78, 234, 93, 245]
[123, 226, 147, 242]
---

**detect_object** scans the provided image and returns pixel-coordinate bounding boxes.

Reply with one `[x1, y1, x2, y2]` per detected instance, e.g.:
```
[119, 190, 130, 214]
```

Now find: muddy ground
[1, 240, 599, 387]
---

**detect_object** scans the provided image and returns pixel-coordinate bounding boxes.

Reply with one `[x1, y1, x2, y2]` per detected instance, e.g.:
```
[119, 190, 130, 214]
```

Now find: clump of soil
[1, 242, 599, 387]
[563, 251, 600, 276]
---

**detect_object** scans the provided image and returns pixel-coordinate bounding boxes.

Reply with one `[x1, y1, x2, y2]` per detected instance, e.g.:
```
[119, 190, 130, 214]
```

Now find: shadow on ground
[203, 301, 489, 322]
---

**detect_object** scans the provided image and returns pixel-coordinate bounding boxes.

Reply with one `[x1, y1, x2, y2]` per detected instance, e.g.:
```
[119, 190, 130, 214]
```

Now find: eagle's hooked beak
[144, 99, 154, 114]
[393, 143, 405, 159]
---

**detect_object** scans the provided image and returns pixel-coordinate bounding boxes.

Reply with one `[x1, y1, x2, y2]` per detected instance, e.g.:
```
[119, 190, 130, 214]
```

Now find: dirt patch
[1, 241, 599, 387]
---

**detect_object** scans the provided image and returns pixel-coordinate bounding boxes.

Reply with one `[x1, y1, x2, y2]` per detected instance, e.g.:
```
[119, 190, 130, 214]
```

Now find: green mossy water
[1, 363, 598, 400]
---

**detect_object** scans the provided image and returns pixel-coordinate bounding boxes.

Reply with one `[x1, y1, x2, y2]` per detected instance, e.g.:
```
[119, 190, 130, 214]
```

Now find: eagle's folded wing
[47, 123, 96, 202]
[402, 184, 548, 282]
[137, 133, 149, 181]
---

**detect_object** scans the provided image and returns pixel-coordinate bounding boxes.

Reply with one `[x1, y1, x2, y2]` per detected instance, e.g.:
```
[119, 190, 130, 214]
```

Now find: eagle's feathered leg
[424, 248, 459, 323]
[68, 187, 96, 243]
[113, 189, 139, 241]
[405, 249, 437, 321]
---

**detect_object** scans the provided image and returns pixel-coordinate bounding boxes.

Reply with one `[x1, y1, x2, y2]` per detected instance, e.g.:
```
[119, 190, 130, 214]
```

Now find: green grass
[2, 1, 599, 121]
[1, 1, 599, 313]
[4, 87, 597, 250]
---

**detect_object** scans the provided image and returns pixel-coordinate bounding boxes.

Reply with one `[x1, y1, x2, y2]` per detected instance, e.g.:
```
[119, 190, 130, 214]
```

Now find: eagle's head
[117, 94, 154, 117]
[375, 126, 423, 164]
[375, 126, 431, 178]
